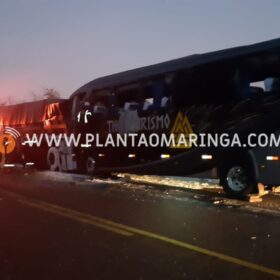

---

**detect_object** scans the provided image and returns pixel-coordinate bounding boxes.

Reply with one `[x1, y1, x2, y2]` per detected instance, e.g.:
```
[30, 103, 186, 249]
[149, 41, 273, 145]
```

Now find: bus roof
[71, 37, 280, 98]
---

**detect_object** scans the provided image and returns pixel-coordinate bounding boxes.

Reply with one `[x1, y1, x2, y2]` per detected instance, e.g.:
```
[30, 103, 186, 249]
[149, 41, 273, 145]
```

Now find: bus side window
[142, 78, 171, 110]
[249, 78, 280, 97]
[93, 101, 106, 113]
[141, 81, 154, 111]
[152, 79, 165, 108]
[124, 102, 139, 111]
[72, 92, 86, 120]
[143, 98, 153, 110]
[264, 77, 280, 93]
[160, 96, 171, 108]
[115, 84, 141, 111]
[86, 89, 116, 114]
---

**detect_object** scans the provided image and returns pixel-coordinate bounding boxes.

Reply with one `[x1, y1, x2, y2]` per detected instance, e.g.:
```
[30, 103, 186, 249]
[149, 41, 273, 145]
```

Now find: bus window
[93, 101, 106, 113]
[141, 81, 154, 110]
[152, 79, 165, 108]
[115, 84, 141, 110]
[143, 98, 153, 110]
[160, 73, 174, 108]
[250, 81, 265, 90]
[264, 78, 280, 93]
[72, 92, 86, 119]
[142, 77, 171, 110]
[85, 89, 116, 113]
[160, 96, 171, 107]
[249, 78, 279, 96]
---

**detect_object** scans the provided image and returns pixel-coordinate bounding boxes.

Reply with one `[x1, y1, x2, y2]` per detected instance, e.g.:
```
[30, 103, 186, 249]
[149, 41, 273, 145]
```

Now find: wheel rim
[226, 166, 248, 192]
[47, 147, 60, 171]
[86, 157, 96, 174]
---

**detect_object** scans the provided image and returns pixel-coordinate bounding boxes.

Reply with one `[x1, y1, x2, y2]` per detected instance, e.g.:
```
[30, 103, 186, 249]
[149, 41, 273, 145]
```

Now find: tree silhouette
[43, 88, 61, 99]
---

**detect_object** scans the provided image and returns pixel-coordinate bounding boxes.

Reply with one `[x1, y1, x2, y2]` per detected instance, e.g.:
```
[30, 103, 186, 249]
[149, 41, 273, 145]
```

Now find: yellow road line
[0, 189, 132, 236]
[39, 201, 280, 277]
[1, 189, 280, 278]
[19, 199, 133, 237]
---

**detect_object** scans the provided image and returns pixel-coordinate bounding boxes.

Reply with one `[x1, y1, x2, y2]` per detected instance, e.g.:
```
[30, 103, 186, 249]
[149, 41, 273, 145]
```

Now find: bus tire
[85, 156, 96, 175]
[47, 147, 60, 171]
[219, 157, 257, 198]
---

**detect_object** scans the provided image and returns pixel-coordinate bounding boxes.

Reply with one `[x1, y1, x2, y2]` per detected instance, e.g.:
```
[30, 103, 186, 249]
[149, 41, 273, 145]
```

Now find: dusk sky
[0, 0, 280, 103]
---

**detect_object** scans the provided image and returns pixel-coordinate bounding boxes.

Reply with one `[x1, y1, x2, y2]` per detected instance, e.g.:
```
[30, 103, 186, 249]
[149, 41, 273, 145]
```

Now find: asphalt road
[0, 171, 279, 280]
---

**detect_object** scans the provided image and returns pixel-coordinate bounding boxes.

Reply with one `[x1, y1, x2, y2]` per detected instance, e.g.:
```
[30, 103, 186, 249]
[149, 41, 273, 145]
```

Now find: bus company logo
[170, 112, 194, 149]
[0, 127, 21, 154]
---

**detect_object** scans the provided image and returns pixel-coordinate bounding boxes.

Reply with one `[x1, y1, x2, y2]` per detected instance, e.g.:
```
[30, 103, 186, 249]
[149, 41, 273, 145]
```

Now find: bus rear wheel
[219, 159, 257, 197]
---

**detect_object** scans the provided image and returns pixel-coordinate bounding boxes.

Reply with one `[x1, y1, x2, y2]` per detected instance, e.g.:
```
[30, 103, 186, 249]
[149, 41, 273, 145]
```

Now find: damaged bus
[70, 37, 280, 197]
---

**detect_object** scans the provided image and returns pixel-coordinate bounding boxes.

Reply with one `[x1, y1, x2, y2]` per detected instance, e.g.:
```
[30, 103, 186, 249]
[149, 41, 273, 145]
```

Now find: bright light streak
[4, 164, 15, 167]
[201, 154, 212, 160]
[81, 144, 91, 148]
[128, 154, 136, 158]
[266, 156, 279, 161]
[161, 154, 170, 159]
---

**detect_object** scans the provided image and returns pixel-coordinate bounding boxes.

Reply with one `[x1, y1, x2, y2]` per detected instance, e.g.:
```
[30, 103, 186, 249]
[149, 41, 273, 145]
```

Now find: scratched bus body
[70, 38, 280, 197]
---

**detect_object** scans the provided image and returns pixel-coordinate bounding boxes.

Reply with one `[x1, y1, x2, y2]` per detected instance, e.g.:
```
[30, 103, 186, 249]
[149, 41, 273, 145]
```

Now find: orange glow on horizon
[0, 71, 44, 104]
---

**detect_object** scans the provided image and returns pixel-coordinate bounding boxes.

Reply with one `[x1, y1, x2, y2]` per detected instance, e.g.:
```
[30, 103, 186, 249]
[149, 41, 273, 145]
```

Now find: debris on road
[247, 183, 269, 203]
[272, 186, 280, 193]
[248, 195, 263, 203]
[257, 183, 269, 196]
[14, 171, 280, 217]
[116, 173, 221, 191]
[213, 200, 224, 205]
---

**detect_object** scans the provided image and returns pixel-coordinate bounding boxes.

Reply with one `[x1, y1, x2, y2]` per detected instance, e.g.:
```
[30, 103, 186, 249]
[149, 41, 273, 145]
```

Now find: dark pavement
[0, 172, 279, 280]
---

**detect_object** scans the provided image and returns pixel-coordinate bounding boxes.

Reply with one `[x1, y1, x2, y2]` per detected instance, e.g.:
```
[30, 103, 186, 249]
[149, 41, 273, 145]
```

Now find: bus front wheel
[85, 156, 96, 175]
[47, 147, 61, 171]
